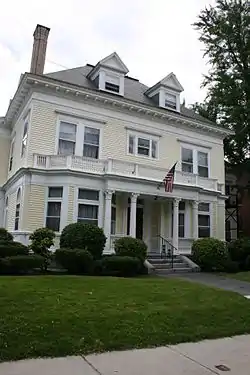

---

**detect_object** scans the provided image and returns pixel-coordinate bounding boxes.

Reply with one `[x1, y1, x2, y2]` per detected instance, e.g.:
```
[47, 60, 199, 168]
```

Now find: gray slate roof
[46, 65, 214, 126]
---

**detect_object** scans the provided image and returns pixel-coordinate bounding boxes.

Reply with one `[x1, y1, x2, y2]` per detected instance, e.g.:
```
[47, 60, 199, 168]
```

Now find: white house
[0, 25, 233, 254]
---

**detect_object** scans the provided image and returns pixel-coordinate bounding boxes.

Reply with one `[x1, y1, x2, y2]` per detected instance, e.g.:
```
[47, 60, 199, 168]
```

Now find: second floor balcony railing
[33, 153, 223, 192]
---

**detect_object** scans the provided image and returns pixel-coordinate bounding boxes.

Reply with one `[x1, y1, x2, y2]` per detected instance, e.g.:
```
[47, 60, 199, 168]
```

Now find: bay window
[14, 188, 21, 231]
[83, 127, 100, 159]
[58, 121, 76, 155]
[77, 189, 99, 226]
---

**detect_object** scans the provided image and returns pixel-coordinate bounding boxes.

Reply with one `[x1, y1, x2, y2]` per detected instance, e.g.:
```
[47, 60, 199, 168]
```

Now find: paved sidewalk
[167, 272, 250, 296]
[1, 335, 250, 374]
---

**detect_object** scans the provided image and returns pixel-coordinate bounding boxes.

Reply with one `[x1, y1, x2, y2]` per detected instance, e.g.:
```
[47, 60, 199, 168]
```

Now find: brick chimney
[30, 24, 50, 75]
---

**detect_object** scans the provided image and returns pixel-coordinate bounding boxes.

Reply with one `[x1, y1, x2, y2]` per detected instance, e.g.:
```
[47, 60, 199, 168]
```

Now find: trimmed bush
[29, 228, 55, 271]
[60, 223, 106, 259]
[0, 242, 29, 258]
[192, 238, 228, 271]
[222, 259, 240, 273]
[55, 248, 93, 274]
[228, 238, 250, 270]
[115, 237, 147, 260]
[101, 255, 141, 277]
[0, 255, 44, 274]
[0, 228, 13, 243]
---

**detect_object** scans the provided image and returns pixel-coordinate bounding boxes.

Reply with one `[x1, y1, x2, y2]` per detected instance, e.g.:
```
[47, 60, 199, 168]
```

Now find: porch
[104, 191, 200, 255]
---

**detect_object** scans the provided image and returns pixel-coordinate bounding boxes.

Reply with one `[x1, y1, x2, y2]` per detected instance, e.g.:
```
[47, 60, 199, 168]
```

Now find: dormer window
[165, 93, 177, 110]
[105, 74, 120, 93]
[87, 52, 129, 97]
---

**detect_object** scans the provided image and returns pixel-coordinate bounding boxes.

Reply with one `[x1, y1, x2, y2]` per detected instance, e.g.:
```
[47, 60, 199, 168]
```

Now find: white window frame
[14, 188, 21, 231]
[97, 69, 124, 96]
[180, 144, 210, 177]
[9, 137, 15, 172]
[4, 196, 8, 229]
[55, 116, 103, 159]
[198, 202, 211, 238]
[111, 194, 116, 235]
[76, 188, 100, 226]
[45, 187, 64, 232]
[21, 114, 29, 158]
[58, 121, 77, 156]
[165, 92, 177, 110]
[127, 132, 159, 160]
[178, 201, 185, 238]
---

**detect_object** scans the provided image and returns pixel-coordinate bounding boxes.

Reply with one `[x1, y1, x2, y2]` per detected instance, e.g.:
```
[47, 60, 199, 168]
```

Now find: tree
[193, 0, 250, 165]
[29, 228, 55, 271]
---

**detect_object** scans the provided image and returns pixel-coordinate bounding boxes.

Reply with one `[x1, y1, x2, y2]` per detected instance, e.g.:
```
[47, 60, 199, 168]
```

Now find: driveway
[167, 272, 250, 296]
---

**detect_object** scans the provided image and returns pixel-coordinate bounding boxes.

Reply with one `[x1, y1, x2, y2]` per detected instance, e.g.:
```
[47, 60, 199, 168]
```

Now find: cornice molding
[5, 73, 234, 138]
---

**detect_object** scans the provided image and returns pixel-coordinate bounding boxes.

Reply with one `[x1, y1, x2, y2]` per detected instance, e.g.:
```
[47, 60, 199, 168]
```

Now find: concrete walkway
[1, 335, 250, 374]
[167, 272, 250, 296]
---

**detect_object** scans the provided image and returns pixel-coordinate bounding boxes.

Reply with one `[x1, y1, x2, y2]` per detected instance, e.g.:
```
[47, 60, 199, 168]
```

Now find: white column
[192, 200, 199, 239]
[104, 190, 113, 251]
[129, 193, 139, 238]
[172, 198, 180, 253]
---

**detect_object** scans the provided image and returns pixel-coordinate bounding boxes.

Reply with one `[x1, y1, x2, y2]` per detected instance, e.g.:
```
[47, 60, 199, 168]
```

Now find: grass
[225, 272, 250, 282]
[1, 276, 250, 362]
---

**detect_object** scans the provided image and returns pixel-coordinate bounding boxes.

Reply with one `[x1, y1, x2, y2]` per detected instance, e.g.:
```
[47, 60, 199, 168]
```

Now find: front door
[127, 206, 144, 239]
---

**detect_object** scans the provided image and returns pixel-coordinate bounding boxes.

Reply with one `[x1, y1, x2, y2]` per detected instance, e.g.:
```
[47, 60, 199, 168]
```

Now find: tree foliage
[193, 0, 250, 165]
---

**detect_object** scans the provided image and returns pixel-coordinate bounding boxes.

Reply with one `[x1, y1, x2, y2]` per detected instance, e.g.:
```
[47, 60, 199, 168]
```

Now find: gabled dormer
[87, 52, 129, 96]
[145, 73, 184, 112]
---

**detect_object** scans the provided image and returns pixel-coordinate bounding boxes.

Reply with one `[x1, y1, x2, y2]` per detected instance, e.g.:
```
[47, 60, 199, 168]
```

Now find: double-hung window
[9, 138, 15, 171]
[21, 115, 29, 157]
[46, 187, 63, 232]
[77, 189, 99, 226]
[165, 93, 177, 110]
[178, 201, 185, 238]
[14, 188, 21, 231]
[58, 121, 76, 155]
[198, 202, 210, 238]
[83, 127, 100, 159]
[181, 146, 209, 177]
[128, 134, 158, 159]
[105, 74, 120, 93]
[111, 194, 116, 235]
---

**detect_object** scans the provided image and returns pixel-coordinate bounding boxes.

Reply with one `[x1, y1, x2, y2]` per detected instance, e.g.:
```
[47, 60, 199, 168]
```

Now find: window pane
[198, 166, 209, 178]
[179, 213, 184, 225]
[49, 187, 63, 198]
[138, 138, 150, 148]
[198, 215, 210, 226]
[78, 189, 99, 200]
[182, 162, 193, 173]
[151, 140, 157, 158]
[178, 225, 184, 238]
[83, 144, 99, 159]
[47, 202, 61, 217]
[198, 152, 208, 167]
[14, 218, 19, 231]
[77, 218, 98, 226]
[105, 82, 120, 93]
[198, 203, 210, 212]
[199, 227, 210, 238]
[179, 201, 185, 211]
[182, 148, 193, 163]
[78, 204, 98, 219]
[59, 122, 76, 141]
[129, 135, 135, 154]
[138, 147, 149, 156]
[84, 127, 100, 145]
[111, 206, 116, 221]
[46, 217, 60, 232]
[58, 139, 75, 155]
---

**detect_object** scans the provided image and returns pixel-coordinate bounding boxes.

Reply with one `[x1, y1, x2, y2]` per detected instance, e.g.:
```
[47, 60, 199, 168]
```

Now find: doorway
[127, 205, 144, 240]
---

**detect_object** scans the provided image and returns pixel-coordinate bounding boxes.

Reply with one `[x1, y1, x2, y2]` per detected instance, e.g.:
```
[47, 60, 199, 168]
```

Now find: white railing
[33, 154, 221, 191]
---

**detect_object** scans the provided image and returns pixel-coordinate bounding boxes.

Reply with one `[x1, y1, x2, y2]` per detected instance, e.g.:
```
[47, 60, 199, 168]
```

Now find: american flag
[163, 162, 177, 192]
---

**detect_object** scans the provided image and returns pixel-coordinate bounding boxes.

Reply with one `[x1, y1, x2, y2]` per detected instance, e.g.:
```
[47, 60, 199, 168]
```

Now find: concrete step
[155, 267, 193, 274]
[153, 263, 187, 270]
[149, 258, 183, 264]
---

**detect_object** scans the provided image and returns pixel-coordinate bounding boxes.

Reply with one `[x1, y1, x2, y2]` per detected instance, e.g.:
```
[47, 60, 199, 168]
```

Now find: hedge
[0, 255, 44, 274]
[192, 237, 228, 271]
[0, 242, 29, 258]
[101, 255, 141, 277]
[55, 248, 93, 274]
[115, 237, 147, 260]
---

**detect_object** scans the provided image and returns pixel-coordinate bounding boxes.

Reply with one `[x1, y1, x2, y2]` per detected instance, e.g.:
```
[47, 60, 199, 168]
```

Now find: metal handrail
[158, 235, 178, 269]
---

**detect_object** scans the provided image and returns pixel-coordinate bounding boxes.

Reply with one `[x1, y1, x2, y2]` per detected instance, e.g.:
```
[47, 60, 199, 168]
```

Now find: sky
[0, 0, 216, 116]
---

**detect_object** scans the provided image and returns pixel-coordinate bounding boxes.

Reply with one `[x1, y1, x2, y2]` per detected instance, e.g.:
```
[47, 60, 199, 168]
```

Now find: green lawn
[1, 276, 250, 362]
[225, 272, 250, 282]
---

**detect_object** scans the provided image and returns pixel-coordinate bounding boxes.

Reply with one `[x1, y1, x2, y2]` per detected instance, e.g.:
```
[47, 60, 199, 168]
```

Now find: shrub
[60, 223, 106, 259]
[0, 242, 29, 258]
[115, 237, 147, 260]
[29, 228, 55, 271]
[222, 259, 240, 273]
[101, 255, 141, 277]
[0, 255, 44, 274]
[192, 238, 228, 272]
[0, 228, 13, 243]
[55, 248, 93, 274]
[228, 238, 250, 270]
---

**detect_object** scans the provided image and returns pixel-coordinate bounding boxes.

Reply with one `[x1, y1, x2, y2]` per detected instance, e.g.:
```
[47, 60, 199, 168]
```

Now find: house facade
[0, 25, 232, 254]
